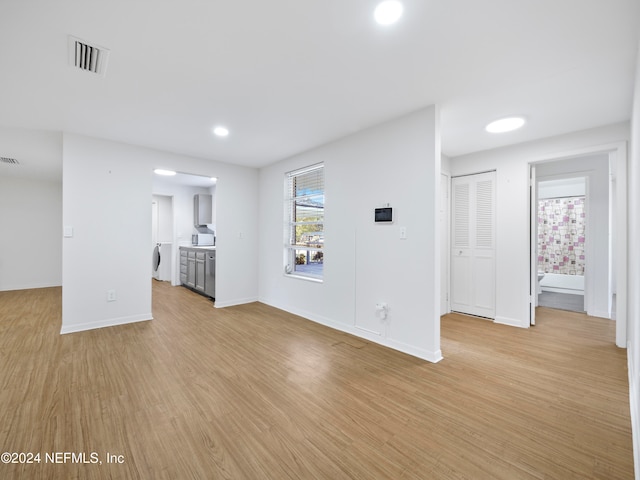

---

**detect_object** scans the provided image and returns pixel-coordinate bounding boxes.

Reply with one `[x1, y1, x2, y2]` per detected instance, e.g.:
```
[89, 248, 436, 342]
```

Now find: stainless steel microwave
[192, 233, 214, 246]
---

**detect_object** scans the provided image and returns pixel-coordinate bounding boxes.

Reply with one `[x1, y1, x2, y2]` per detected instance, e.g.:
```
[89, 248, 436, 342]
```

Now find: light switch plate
[63, 226, 73, 238]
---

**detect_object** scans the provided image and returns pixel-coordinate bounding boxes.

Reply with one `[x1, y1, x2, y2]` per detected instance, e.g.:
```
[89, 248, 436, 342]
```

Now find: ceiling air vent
[0, 156, 19, 165]
[68, 36, 110, 77]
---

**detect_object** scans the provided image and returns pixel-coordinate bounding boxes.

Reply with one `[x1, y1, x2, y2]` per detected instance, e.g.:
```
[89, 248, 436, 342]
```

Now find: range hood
[194, 194, 212, 226]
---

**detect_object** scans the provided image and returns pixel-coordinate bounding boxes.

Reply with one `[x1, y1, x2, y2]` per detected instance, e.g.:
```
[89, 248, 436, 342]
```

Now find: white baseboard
[588, 309, 611, 320]
[0, 282, 61, 292]
[385, 338, 443, 363]
[628, 343, 640, 480]
[60, 313, 152, 334]
[494, 316, 529, 328]
[214, 296, 259, 308]
[259, 298, 443, 363]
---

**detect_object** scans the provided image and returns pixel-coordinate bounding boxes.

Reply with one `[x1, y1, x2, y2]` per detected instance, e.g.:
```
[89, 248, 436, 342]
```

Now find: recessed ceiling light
[213, 126, 229, 137]
[485, 117, 526, 133]
[374, 1, 404, 25]
[154, 169, 176, 176]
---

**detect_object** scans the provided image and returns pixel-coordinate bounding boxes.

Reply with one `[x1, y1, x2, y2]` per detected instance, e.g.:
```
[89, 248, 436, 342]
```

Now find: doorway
[528, 144, 627, 347]
[536, 177, 587, 313]
[450, 170, 496, 319]
[151, 194, 174, 283]
[151, 171, 217, 289]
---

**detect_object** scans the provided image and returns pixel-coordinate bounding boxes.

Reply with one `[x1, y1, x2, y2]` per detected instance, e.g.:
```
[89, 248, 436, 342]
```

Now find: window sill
[284, 273, 323, 284]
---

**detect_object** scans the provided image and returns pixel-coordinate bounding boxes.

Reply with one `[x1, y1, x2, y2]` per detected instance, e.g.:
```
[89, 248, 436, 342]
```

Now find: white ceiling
[0, 0, 638, 171]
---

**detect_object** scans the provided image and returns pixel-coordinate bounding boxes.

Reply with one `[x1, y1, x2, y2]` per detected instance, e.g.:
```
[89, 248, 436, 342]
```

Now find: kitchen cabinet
[204, 250, 215, 298]
[180, 249, 188, 285]
[179, 246, 215, 299]
[194, 194, 213, 225]
[195, 252, 206, 293]
[187, 251, 196, 288]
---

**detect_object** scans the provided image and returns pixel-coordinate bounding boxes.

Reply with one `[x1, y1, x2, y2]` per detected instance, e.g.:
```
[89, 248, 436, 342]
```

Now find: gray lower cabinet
[180, 250, 188, 285]
[195, 252, 206, 293]
[179, 247, 215, 299]
[187, 251, 196, 288]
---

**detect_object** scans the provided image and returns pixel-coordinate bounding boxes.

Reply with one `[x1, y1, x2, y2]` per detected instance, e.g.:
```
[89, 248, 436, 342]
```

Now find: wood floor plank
[0, 283, 634, 479]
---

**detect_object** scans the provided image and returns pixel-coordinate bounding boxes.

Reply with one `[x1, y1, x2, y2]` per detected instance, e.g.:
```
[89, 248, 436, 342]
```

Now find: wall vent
[68, 36, 110, 76]
[0, 156, 19, 165]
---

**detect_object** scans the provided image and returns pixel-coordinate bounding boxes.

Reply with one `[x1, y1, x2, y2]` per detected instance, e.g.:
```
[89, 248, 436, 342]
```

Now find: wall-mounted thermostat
[374, 207, 393, 223]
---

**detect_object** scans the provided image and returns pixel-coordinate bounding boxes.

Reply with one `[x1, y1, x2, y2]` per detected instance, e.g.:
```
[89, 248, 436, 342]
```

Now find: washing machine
[152, 242, 172, 281]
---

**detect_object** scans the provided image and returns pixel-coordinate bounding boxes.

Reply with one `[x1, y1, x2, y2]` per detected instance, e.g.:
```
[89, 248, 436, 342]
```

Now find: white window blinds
[284, 164, 324, 279]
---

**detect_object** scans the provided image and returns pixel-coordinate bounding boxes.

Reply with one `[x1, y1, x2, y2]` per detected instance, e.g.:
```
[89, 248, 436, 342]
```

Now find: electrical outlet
[400, 226, 407, 240]
[376, 303, 389, 320]
[107, 290, 116, 302]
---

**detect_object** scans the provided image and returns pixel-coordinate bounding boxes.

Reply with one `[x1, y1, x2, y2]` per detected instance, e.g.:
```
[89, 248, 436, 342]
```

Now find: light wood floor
[0, 282, 633, 479]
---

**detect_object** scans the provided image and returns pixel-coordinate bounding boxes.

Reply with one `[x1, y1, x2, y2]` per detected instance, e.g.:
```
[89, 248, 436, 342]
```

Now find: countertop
[179, 245, 216, 250]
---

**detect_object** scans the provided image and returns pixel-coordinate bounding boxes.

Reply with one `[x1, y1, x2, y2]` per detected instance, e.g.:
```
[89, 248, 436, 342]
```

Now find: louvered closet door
[450, 171, 496, 318]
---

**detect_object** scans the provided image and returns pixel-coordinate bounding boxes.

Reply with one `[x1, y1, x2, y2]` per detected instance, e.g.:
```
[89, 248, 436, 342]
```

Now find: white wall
[538, 177, 586, 199]
[536, 155, 610, 318]
[152, 194, 173, 244]
[627, 41, 640, 480]
[258, 107, 442, 362]
[62, 133, 259, 333]
[0, 127, 62, 291]
[209, 184, 217, 231]
[450, 122, 629, 328]
[441, 153, 451, 175]
[0, 176, 62, 290]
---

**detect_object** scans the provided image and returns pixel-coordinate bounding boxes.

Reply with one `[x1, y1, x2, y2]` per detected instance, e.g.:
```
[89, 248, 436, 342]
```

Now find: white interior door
[450, 171, 496, 318]
[529, 165, 537, 326]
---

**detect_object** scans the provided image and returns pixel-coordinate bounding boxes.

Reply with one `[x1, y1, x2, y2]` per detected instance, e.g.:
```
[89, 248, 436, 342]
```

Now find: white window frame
[284, 163, 324, 281]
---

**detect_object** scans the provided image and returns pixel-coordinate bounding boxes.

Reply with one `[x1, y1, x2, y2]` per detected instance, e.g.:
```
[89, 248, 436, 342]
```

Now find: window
[285, 163, 324, 280]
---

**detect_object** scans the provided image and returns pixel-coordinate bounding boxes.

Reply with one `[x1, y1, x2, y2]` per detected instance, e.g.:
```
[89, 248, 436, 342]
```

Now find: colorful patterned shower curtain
[537, 197, 586, 275]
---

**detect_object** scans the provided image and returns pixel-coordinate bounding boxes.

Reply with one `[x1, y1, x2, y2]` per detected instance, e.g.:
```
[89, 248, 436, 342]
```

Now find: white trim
[440, 172, 451, 315]
[585, 175, 594, 317]
[283, 273, 323, 283]
[530, 164, 537, 325]
[589, 310, 612, 320]
[355, 325, 382, 336]
[60, 314, 152, 334]
[494, 316, 528, 328]
[528, 141, 626, 165]
[385, 338, 443, 363]
[260, 299, 443, 363]
[0, 282, 61, 292]
[628, 343, 640, 480]
[612, 145, 628, 348]
[214, 296, 259, 308]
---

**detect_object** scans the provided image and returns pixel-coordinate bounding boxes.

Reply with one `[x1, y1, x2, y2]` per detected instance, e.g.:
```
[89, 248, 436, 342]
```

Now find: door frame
[528, 141, 627, 347]
[440, 172, 450, 315]
[529, 165, 536, 325]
